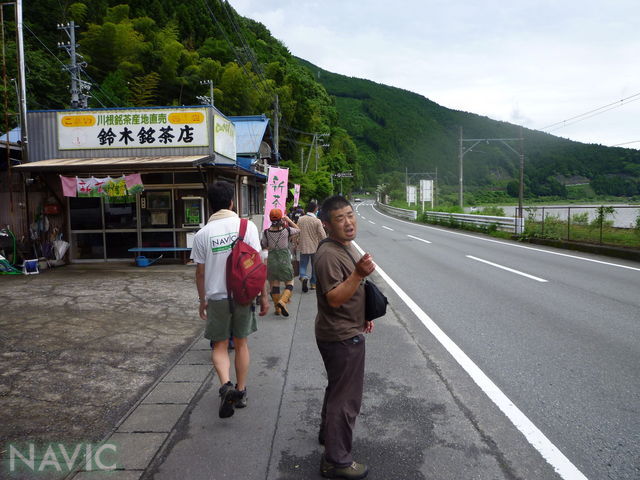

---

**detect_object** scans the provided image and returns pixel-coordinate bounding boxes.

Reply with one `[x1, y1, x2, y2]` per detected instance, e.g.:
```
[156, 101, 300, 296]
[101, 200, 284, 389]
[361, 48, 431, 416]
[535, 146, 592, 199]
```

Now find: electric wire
[546, 96, 640, 133]
[23, 23, 114, 108]
[540, 91, 640, 131]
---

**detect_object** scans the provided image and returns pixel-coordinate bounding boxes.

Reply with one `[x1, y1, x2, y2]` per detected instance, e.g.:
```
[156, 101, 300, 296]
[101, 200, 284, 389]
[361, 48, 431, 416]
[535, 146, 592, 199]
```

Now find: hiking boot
[302, 278, 309, 293]
[218, 381, 239, 418]
[271, 293, 281, 315]
[277, 289, 292, 317]
[320, 456, 368, 479]
[234, 384, 247, 408]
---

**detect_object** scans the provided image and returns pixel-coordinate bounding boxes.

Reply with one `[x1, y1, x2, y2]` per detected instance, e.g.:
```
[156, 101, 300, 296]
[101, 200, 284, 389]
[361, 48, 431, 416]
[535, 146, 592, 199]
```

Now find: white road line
[352, 240, 587, 480]
[371, 204, 640, 272]
[407, 234, 432, 244]
[369, 220, 376, 225]
[361, 216, 366, 220]
[382, 226, 394, 231]
[467, 255, 548, 282]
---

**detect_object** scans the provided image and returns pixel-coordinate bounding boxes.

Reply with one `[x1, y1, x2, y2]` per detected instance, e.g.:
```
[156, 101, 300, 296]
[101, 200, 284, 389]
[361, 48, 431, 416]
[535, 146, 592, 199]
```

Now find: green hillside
[8, 1, 640, 202]
[297, 58, 640, 201]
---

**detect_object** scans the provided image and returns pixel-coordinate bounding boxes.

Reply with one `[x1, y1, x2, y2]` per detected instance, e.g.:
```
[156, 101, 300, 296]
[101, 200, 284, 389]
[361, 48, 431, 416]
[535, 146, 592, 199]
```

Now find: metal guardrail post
[541, 207, 545, 237]
[567, 207, 571, 241]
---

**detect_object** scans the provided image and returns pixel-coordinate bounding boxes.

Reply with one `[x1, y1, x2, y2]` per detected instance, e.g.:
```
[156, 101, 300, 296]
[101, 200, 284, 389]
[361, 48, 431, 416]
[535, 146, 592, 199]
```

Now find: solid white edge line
[467, 255, 548, 283]
[352, 240, 588, 480]
[370, 204, 640, 272]
[407, 234, 432, 244]
[382, 226, 394, 231]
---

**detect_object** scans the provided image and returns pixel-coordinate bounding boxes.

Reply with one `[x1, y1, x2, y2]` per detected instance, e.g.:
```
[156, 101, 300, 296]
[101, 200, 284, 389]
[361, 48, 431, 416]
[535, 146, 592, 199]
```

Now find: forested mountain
[297, 59, 640, 200]
[14, 0, 356, 201]
[6, 1, 640, 201]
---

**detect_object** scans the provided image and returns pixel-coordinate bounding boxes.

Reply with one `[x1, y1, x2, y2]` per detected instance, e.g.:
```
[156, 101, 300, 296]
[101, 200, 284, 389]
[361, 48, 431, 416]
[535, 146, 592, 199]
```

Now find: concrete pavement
[2, 263, 559, 480]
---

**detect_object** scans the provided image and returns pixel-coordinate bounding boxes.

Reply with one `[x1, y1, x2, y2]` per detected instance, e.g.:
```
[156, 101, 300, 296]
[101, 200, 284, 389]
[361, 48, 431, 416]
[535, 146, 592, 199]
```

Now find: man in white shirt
[191, 181, 268, 418]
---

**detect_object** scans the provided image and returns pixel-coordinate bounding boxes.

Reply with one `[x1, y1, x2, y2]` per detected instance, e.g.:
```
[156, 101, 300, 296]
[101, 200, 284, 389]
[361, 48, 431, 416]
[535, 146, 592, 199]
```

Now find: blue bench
[128, 247, 192, 264]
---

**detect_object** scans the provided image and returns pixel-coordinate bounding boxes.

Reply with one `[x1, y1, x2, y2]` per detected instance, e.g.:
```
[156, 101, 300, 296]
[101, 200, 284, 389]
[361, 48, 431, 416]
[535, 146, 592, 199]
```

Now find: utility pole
[197, 79, 214, 106]
[459, 126, 463, 208]
[57, 21, 90, 109]
[15, 0, 27, 161]
[273, 94, 280, 165]
[518, 127, 525, 230]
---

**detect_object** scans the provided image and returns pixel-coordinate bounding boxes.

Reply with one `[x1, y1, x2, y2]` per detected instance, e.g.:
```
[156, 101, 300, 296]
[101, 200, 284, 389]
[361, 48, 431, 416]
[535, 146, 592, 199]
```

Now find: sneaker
[320, 457, 368, 479]
[310, 283, 316, 290]
[302, 278, 309, 293]
[234, 385, 247, 408]
[218, 381, 239, 418]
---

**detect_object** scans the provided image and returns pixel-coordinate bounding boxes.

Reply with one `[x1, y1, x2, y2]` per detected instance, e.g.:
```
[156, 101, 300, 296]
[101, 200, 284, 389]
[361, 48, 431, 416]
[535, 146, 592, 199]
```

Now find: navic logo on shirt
[209, 231, 238, 253]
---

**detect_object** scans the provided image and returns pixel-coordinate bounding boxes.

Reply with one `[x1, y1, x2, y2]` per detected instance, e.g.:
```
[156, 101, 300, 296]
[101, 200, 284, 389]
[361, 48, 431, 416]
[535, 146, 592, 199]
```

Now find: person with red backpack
[191, 181, 269, 419]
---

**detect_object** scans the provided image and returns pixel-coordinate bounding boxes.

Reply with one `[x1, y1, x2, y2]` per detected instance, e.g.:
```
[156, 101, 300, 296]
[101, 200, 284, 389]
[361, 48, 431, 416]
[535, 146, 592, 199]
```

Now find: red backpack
[226, 218, 267, 308]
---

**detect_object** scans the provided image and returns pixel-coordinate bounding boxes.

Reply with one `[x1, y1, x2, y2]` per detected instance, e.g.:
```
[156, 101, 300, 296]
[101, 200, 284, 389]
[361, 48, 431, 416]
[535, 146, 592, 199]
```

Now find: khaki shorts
[205, 299, 257, 342]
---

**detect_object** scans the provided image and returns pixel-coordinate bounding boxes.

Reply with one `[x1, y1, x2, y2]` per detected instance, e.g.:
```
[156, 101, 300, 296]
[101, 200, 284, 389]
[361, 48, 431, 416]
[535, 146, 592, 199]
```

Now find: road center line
[467, 255, 548, 282]
[382, 226, 394, 231]
[368, 220, 376, 225]
[352, 241, 586, 480]
[407, 234, 432, 244]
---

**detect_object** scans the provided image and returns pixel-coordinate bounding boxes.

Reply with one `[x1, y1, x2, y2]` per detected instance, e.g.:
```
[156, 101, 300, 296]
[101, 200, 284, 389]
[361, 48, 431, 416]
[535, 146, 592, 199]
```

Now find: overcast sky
[230, 0, 640, 149]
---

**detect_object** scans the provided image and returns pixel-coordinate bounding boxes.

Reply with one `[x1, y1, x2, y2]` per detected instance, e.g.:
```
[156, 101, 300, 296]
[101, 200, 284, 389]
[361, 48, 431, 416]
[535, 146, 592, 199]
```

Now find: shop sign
[57, 109, 209, 150]
[213, 114, 236, 160]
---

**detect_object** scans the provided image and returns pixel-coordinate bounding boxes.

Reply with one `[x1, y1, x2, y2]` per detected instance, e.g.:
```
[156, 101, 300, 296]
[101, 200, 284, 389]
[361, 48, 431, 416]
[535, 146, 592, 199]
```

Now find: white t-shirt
[190, 213, 262, 301]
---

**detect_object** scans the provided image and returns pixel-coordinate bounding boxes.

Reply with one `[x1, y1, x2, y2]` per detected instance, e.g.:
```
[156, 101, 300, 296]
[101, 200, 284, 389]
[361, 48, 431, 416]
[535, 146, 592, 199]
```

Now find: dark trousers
[317, 334, 366, 466]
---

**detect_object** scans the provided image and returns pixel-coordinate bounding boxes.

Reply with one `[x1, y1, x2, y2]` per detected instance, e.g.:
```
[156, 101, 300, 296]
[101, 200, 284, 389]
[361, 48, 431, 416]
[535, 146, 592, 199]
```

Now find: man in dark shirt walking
[314, 195, 375, 479]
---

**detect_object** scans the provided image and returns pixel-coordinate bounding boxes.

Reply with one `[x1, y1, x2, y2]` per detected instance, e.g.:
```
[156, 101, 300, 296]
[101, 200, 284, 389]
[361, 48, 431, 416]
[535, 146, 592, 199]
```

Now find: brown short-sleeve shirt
[314, 240, 366, 342]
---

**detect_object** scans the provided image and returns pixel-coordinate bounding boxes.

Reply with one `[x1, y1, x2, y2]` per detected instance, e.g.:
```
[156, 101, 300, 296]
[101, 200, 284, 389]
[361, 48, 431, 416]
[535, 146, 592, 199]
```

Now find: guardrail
[376, 202, 524, 233]
[376, 202, 417, 220]
[422, 211, 524, 234]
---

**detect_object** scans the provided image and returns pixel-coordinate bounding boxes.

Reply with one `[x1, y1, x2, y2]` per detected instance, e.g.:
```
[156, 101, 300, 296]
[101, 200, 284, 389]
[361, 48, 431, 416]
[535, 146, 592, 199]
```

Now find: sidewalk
[63, 274, 557, 480]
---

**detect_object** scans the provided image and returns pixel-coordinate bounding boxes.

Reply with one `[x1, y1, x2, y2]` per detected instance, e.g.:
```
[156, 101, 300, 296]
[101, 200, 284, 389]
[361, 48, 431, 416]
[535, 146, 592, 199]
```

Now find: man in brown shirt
[296, 201, 326, 292]
[314, 195, 375, 480]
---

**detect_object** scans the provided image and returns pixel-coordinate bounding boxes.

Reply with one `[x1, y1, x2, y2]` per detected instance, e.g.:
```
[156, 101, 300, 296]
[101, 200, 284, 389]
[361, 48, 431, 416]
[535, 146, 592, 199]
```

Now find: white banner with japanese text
[263, 166, 289, 231]
[57, 109, 209, 150]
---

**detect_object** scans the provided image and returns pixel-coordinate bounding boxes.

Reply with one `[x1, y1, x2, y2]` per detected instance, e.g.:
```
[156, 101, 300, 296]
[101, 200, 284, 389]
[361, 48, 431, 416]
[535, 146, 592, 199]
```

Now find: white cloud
[229, 0, 640, 148]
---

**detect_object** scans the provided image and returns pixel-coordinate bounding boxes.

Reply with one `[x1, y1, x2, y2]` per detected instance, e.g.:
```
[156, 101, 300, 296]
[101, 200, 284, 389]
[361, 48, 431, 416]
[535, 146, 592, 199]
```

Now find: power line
[24, 23, 115, 108]
[540, 91, 640, 131]
[612, 140, 640, 147]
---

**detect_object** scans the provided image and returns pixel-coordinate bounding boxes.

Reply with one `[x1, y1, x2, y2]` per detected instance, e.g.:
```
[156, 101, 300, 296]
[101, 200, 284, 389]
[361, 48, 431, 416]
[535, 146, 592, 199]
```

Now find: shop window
[106, 232, 138, 258]
[72, 233, 104, 259]
[141, 190, 173, 228]
[104, 196, 136, 229]
[70, 197, 103, 230]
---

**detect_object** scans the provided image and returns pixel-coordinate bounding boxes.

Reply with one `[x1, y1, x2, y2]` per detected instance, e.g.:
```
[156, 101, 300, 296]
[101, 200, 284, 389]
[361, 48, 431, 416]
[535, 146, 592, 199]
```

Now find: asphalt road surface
[352, 201, 640, 480]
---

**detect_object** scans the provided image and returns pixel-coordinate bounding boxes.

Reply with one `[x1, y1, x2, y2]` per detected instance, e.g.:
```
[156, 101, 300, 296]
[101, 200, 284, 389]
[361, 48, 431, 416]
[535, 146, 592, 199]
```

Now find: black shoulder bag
[320, 239, 389, 321]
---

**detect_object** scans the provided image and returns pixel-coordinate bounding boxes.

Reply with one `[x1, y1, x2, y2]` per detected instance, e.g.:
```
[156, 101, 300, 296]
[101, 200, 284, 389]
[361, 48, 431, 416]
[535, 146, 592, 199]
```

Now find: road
[352, 201, 640, 480]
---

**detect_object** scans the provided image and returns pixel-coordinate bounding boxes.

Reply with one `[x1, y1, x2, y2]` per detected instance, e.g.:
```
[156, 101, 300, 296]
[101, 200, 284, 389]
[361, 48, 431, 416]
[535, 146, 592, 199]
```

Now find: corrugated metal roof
[231, 115, 269, 155]
[14, 155, 210, 171]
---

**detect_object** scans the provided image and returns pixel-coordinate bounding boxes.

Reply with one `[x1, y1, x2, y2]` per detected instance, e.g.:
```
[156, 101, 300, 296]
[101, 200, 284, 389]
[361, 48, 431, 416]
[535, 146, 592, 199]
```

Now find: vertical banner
[293, 184, 301, 207]
[406, 185, 417, 205]
[263, 166, 289, 230]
